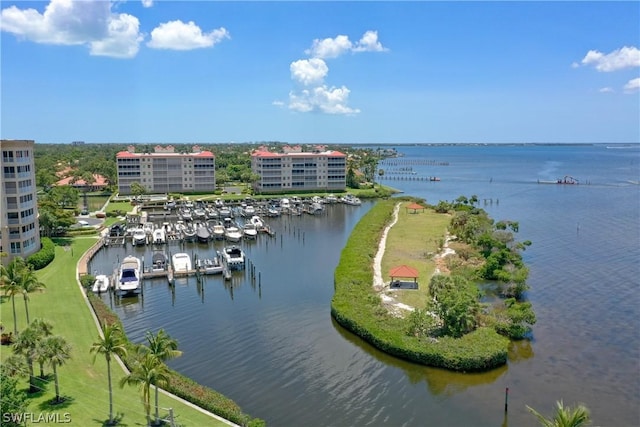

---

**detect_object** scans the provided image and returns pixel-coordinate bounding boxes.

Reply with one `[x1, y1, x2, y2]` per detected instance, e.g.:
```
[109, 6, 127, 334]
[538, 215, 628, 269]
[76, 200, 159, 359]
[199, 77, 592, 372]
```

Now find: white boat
[214, 198, 224, 208]
[243, 223, 258, 239]
[249, 215, 264, 228]
[267, 206, 280, 217]
[172, 253, 192, 273]
[325, 194, 338, 204]
[151, 252, 167, 271]
[244, 205, 256, 216]
[117, 256, 141, 295]
[308, 202, 323, 214]
[183, 225, 196, 242]
[225, 226, 242, 242]
[196, 225, 211, 243]
[280, 198, 291, 210]
[193, 208, 207, 220]
[152, 227, 166, 244]
[92, 274, 110, 293]
[222, 246, 245, 270]
[341, 194, 362, 206]
[196, 255, 223, 275]
[132, 228, 147, 246]
[212, 223, 225, 240]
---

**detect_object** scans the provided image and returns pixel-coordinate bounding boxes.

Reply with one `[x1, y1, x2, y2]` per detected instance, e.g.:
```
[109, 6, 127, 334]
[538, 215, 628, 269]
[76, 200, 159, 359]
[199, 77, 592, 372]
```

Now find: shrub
[26, 237, 55, 270]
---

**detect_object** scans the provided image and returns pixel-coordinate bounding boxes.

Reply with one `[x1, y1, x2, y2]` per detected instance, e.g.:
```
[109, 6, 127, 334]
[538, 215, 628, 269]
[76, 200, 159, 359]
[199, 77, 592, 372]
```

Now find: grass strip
[1, 237, 243, 426]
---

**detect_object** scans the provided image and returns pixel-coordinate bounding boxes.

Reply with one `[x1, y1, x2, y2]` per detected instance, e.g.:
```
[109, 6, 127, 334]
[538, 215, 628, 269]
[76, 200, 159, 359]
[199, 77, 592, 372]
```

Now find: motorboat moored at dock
[92, 274, 110, 293]
[222, 246, 246, 270]
[116, 256, 142, 296]
[172, 253, 192, 274]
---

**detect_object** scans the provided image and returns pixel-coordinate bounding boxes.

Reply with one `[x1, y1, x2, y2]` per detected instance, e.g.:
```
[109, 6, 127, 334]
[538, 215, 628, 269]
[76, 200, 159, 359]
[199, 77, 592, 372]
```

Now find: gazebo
[406, 202, 425, 214]
[389, 265, 419, 289]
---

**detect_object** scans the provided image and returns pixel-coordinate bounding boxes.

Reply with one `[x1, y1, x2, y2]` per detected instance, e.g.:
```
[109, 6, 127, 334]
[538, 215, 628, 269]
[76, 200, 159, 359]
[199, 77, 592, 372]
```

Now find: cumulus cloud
[305, 30, 388, 59]
[305, 35, 352, 59]
[623, 77, 640, 93]
[581, 46, 640, 72]
[598, 87, 614, 93]
[141, 0, 153, 8]
[285, 30, 387, 115]
[147, 20, 229, 50]
[289, 86, 360, 115]
[0, 0, 143, 58]
[353, 30, 388, 53]
[290, 58, 329, 86]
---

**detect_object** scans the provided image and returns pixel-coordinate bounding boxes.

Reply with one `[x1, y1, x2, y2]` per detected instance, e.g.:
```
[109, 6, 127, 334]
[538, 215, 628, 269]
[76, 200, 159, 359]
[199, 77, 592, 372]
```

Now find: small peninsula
[331, 197, 535, 371]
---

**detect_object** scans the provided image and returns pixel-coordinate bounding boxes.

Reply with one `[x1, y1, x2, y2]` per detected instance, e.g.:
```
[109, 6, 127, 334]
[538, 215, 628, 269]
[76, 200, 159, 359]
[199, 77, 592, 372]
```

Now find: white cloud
[581, 46, 640, 72]
[598, 87, 614, 93]
[0, 0, 143, 58]
[623, 77, 640, 93]
[353, 30, 388, 53]
[89, 13, 144, 58]
[289, 85, 360, 115]
[305, 30, 388, 59]
[141, 0, 153, 8]
[305, 35, 352, 59]
[283, 30, 386, 115]
[290, 58, 329, 86]
[147, 20, 229, 50]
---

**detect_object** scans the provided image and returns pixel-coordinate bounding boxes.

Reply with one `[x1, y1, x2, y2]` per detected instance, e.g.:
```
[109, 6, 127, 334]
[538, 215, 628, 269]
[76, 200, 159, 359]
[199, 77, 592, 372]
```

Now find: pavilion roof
[389, 265, 419, 278]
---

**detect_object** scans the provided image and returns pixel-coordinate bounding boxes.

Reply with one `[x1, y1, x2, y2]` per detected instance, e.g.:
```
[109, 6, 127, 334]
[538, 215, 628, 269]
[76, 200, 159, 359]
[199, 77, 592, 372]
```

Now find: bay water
[90, 144, 639, 426]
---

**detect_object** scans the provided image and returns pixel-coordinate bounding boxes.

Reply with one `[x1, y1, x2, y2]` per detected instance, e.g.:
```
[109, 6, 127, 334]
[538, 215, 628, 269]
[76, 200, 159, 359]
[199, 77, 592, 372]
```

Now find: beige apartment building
[250, 146, 347, 193]
[116, 145, 215, 195]
[1, 139, 40, 264]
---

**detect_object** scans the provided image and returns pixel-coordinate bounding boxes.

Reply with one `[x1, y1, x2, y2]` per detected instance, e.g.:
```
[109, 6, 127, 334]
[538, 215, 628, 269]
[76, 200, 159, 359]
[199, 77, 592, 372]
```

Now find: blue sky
[1, 1, 639, 144]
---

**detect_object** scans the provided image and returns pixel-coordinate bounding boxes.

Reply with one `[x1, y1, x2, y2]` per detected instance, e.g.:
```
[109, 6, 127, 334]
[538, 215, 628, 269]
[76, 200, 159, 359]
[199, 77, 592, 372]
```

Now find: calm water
[90, 144, 640, 427]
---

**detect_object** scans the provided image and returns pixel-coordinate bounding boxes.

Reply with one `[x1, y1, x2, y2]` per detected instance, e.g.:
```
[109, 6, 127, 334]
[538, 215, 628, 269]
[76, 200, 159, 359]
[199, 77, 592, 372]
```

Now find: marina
[85, 145, 640, 427]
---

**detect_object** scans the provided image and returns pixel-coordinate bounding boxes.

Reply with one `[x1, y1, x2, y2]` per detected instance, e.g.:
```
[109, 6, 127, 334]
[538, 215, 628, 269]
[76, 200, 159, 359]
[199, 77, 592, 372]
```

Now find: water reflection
[331, 317, 507, 396]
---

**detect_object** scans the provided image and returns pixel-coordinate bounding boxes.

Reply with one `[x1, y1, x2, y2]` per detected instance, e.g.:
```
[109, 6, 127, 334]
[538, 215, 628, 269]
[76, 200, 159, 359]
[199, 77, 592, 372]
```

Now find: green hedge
[331, 200, 509, 371]
[26, 237, 55, 270]
[86, 293, 264, 426]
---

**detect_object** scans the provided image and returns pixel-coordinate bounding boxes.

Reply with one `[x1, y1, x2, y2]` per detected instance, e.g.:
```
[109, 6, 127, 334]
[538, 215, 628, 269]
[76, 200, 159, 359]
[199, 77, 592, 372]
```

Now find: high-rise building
[250, 146, 346, 193]
[116, 145, 216, 195]
[1, 140, 40, 264]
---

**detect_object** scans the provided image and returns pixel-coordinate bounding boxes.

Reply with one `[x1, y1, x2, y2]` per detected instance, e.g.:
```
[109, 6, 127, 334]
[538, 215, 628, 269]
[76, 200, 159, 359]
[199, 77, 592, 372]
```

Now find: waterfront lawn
[332, 199, 509, 372]
[105, 200, 132, 214]
[0, 238, 232, 426]
[381, 202, 451, 308]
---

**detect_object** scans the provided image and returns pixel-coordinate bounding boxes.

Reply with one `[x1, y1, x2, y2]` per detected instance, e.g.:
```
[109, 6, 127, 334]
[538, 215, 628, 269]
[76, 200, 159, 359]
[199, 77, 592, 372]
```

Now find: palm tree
[144, 329, 182, 424]
[40, 335, 72, 403]
[119, 352, 170, 427]
[527, 400, 592, 427]
[12, 325, 40, 392]
[19, 266, 46, 325]
[1, 257, 28, 335]
[30, 318, 54, 378]
[90, 322, 128, 425]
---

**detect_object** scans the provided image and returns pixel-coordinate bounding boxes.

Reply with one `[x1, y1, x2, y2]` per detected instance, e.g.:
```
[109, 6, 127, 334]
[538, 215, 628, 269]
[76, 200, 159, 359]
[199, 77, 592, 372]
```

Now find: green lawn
[1, 238, 233, 426]
[381, 202, 451, 308]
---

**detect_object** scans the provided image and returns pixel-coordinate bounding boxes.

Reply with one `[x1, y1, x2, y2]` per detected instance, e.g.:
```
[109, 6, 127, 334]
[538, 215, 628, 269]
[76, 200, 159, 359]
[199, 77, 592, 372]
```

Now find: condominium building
[1, 140, 40, 264]
[116, 145, 215, 195]
[250, 147, 346, 193]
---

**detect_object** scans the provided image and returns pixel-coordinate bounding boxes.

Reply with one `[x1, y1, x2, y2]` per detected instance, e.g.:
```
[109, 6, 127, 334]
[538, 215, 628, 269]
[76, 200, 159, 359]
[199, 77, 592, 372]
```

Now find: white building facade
[251, 148, 346, 193]
[117, 145, 215, 195]
[1, 140, 40, 264]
